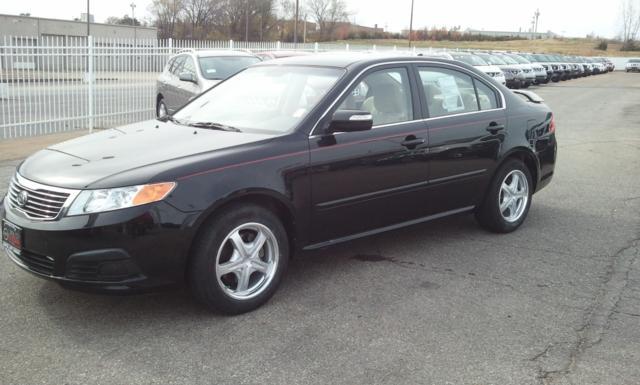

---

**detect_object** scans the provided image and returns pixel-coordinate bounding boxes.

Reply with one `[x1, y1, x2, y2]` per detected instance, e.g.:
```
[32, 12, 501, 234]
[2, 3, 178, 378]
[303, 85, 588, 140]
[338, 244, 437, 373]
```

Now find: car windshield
[532, 54, 549, 62]
[630, 59, 640, 63]
[508, 54, 530, 64]
[451, 54, 488, 66]
[498, 55, 519, 65]
[198, 56, 261, 80]
[477, 54, 506, 65]
[173, 65, 344, 134]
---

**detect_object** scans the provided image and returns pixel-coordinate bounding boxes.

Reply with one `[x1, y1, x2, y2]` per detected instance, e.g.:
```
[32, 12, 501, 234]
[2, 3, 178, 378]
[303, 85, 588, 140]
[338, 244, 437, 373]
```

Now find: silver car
[156, 50, 261, 117]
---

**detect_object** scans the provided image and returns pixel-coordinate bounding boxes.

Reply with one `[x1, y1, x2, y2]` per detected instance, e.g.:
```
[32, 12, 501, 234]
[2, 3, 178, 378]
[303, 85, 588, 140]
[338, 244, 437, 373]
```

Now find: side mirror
[179, 72, 196, 83]
[327, 110, 373, 133]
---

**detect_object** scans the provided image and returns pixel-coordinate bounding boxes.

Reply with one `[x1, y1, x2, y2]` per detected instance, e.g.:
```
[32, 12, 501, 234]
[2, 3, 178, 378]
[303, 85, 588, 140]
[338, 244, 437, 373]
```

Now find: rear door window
[418, 67, 500, 117]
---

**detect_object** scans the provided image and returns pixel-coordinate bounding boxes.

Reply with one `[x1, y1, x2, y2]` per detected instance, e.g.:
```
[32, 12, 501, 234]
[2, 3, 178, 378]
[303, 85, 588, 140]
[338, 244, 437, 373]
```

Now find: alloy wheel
[498, 170, 529, 223]
[215, 223, 279, 300]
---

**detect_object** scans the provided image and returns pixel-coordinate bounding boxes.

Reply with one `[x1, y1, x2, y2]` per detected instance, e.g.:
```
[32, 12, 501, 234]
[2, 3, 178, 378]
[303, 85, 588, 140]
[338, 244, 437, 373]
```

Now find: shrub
[595, 40, 608, 50]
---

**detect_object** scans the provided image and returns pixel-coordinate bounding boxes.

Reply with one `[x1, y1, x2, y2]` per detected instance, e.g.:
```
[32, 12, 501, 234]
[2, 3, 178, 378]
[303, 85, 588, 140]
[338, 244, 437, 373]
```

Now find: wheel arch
[498, 147, 540, 191]
[184, 189, 298, 279]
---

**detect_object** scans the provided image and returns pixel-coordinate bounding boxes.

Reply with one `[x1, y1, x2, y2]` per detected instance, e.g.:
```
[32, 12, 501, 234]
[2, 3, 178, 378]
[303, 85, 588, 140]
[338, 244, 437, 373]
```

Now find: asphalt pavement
[0, 72, 639, 385]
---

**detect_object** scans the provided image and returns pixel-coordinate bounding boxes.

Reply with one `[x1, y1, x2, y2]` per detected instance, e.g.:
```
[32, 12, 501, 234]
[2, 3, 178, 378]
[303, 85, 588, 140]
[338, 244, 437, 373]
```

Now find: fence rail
[0, 36, 406, 139]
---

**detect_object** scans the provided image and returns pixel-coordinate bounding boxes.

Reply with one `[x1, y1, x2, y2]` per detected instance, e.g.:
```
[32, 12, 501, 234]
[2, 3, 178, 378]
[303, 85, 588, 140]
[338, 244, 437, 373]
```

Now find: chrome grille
[7, 176, 74, 220]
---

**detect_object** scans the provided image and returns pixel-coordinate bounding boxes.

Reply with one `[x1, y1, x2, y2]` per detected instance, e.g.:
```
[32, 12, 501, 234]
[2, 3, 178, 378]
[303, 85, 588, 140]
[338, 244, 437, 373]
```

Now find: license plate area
[2, 219, 22, 255]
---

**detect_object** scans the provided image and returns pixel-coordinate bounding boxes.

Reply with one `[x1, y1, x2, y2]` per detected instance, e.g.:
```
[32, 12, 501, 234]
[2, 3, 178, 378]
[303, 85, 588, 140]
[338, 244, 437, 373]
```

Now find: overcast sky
[0, 0, 622, 38]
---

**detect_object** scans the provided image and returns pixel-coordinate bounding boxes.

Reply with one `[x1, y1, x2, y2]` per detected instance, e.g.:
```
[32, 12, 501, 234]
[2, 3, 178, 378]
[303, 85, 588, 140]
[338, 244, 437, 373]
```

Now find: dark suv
[2, 55, 557, 314]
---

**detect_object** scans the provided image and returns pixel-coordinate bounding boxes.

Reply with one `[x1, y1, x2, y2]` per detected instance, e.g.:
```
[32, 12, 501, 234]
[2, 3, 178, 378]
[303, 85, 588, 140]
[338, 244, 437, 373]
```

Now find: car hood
[201, 79, 221, 90]
[476, 65, 503, 75]
[498, 65, 521, 72]
[19, 120, 272, 189]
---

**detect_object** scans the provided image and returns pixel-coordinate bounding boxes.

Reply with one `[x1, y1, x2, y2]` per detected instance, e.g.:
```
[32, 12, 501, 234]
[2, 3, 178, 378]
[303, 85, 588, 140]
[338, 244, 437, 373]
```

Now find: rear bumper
[534, 134, 557, 193]
[2, 198, 199, 293]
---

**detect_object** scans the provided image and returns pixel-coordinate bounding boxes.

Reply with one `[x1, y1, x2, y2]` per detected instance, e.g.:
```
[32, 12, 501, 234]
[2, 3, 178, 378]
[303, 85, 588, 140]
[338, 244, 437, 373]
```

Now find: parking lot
[0, 71, 638, 384]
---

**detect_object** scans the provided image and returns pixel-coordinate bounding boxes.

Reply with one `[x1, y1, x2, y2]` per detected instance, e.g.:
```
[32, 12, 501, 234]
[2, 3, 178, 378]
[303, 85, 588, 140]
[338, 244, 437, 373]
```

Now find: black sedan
[1, 54, 557, 314]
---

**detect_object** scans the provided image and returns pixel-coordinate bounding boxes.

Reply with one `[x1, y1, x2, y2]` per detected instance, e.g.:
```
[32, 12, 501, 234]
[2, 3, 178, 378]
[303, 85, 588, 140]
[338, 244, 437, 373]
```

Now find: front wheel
[189, 204, 289, 314]
[475, 159, 533, 233]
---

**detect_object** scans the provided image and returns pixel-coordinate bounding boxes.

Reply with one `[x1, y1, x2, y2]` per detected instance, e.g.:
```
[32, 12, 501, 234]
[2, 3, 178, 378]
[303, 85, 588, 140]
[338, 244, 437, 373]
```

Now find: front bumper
[2, 197, 199, 292]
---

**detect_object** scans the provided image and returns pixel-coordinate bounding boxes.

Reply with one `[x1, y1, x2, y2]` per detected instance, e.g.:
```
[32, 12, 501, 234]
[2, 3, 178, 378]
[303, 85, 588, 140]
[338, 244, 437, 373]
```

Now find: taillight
[549, 114, 556, 134]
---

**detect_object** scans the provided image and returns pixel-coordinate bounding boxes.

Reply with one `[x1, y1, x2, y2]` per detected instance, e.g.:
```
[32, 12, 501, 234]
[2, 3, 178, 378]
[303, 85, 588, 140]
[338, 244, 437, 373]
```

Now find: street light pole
[408, 0, 414, 48]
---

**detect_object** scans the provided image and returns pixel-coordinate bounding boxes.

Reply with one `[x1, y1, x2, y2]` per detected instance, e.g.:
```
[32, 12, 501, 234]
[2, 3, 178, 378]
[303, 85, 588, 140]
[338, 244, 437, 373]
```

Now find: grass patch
[333, 38, 638, 57]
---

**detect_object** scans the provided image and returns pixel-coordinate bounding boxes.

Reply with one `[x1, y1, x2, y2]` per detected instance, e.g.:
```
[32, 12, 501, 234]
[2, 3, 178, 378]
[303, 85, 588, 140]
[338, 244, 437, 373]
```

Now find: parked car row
[420, 51, 613, 89]
[155, 49, 618, 117]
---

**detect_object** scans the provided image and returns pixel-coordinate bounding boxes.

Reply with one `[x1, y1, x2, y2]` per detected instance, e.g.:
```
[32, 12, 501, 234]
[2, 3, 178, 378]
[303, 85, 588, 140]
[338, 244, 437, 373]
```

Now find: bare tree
[306, 0, 348, 41]
[620, 0, 640, 50]
[150, 0, 184, 39]
[183, 0, 224, 39]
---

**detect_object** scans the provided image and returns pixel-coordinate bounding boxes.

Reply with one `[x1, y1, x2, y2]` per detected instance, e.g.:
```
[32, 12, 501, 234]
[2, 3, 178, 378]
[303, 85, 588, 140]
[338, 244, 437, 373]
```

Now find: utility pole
[408, 0, 415, 48]
[534, 8, 540, 33]
[294, 0, 299, 48]
[86, 0, 90, 36]
[245, 0, 249, 42]
[131, 2, 137, 47]
[130, 2, 136, 21]
[303, 13, 307, 44]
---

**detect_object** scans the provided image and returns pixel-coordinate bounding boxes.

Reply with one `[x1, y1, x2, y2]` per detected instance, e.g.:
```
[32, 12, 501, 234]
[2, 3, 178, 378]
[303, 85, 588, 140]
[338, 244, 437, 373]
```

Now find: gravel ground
[0, 72, 638, 385]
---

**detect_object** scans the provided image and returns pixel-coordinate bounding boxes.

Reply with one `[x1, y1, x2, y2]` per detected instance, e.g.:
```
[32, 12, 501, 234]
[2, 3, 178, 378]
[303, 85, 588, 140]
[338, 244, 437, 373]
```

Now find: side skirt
[303, 205, 475, 251]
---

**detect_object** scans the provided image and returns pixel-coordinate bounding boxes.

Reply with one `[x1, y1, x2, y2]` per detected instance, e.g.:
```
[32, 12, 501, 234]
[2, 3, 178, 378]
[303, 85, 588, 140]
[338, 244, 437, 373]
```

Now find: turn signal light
[549, 115, 556, 134]
[132, 182, 176, 206]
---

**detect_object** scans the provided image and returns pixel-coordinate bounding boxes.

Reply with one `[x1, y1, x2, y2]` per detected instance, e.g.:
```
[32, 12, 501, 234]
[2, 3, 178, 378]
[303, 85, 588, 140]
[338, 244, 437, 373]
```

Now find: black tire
[475, 159, 533, 233]
[156, 98, 167, 118]
[189, 203, 289, 314]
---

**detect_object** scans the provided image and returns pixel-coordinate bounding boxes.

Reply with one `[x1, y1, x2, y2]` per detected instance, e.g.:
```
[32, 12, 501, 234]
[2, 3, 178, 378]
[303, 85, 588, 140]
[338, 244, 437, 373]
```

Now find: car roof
[174, 50, 258, 58]
[258, 51, 312, 58]
[252, 52, 471, 70]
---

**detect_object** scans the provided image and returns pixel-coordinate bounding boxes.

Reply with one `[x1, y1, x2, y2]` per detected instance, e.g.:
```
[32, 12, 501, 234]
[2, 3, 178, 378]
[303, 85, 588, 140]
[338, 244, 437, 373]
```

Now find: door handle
[486, 121, 505, 134]
[401, 136, 426, 149]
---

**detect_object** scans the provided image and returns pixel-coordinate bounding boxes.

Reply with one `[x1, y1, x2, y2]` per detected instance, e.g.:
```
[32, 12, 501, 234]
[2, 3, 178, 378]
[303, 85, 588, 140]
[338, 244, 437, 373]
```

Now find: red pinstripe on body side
[176, 113, 530, 180]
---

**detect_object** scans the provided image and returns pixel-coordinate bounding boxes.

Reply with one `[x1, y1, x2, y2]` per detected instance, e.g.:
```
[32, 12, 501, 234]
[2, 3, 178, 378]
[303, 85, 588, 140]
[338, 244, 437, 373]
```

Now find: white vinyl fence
[0, 36, 400, 139]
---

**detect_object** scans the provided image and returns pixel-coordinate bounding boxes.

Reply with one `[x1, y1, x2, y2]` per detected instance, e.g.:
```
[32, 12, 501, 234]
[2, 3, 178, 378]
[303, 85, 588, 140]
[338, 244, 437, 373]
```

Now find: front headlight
[67, 182, 176, 216]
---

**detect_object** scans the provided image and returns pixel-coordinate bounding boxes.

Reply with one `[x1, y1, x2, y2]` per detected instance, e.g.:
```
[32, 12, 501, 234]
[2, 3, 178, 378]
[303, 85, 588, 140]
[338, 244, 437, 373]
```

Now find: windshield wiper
[157, 115, 183, 125]
[187, 122, 242, 132]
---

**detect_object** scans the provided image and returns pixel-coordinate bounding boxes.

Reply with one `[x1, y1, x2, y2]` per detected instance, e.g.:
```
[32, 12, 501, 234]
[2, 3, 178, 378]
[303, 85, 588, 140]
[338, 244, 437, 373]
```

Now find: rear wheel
[475, 159, 532, 233]
[189, 204, 289, 314]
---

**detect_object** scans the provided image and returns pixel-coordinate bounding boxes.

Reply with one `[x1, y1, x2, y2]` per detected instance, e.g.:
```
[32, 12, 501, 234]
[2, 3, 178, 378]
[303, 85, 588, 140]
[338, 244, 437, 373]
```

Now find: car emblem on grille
[16, 190, 29, 207]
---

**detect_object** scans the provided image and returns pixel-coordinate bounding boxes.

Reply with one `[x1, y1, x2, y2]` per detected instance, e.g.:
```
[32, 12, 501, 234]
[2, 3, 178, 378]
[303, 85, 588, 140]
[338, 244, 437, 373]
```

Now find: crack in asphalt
[533, 237, 640, 385]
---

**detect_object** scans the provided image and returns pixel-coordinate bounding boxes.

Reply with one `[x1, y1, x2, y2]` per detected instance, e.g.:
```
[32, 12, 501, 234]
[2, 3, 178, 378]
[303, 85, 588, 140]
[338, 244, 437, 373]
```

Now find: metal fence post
[168, 37, 173, 54]
[229, 40, 234, 50]
[277, 41, 281, 50]
[88, 35, 94, 133]
[314, 42, 318, 53]
[346, 43, 349, 51]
